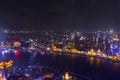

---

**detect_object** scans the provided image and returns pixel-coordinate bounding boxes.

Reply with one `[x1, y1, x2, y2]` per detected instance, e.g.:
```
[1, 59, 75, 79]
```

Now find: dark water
[1, 52, 120, 80]
[35, 53, 120, 80]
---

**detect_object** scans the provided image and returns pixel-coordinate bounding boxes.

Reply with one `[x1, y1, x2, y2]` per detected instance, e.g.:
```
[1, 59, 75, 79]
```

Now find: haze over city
[0, 0, 120, 31]
[0, 0, 120, 80]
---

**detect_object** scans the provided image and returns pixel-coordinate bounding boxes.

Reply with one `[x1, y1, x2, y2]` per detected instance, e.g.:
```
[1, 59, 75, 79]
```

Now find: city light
[14, 50, 20, 58]
[0, 60, 13, 80]
[0, 29, 120, 79]
[64, 72, 70, 80]
[0, 0, 120, 79]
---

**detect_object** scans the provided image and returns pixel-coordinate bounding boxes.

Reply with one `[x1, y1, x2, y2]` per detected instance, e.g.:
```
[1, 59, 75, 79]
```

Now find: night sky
[0, 0, 120, 31]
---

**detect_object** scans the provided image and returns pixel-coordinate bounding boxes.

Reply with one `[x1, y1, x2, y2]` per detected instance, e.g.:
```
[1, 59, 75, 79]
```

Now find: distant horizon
[0, 25, 119, 32]
[0, 27, 119, 33]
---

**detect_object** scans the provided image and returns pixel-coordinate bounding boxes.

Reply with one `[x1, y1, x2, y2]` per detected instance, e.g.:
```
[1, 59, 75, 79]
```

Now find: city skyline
[1, 1, 120, 79]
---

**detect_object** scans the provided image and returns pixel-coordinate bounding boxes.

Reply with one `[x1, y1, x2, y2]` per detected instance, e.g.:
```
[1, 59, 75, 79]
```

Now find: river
[1, 51, 120, 80]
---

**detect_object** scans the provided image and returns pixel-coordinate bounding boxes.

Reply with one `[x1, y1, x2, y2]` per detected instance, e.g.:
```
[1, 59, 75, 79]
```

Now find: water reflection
[96, 58, 101, 67]
[89, 57, 94, 66]
[71, 54, 76, 59]
[113, 63, 120, 71]
[31, 52, 120, 79]
[52, 52, 57, 58]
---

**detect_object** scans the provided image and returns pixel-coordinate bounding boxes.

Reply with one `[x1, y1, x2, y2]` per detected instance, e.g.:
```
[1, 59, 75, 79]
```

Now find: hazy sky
[0, 0, 120, 31]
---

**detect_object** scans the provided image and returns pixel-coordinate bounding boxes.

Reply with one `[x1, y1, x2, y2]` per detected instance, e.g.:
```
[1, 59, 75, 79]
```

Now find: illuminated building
[0, 60, 13, 80]
[13, 40, 21, 48]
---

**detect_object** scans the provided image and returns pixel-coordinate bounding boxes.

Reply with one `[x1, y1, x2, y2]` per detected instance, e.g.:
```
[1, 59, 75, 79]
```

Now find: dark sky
[0, 0, 120, 31]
